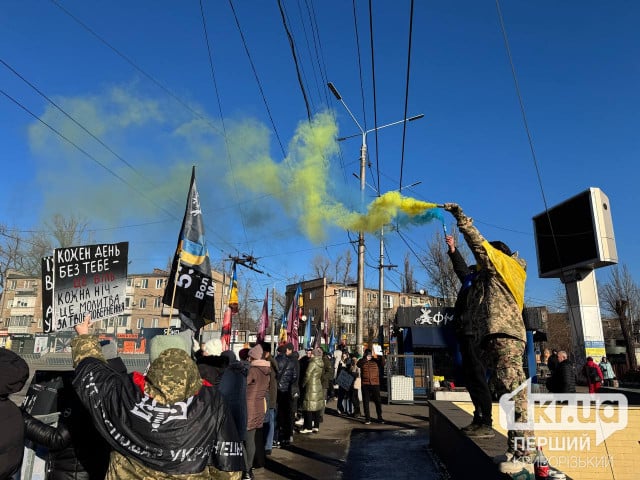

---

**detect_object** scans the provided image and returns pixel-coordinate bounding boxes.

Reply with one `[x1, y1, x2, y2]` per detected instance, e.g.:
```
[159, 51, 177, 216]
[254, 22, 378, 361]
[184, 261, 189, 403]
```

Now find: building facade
[285, 277, 441, 349]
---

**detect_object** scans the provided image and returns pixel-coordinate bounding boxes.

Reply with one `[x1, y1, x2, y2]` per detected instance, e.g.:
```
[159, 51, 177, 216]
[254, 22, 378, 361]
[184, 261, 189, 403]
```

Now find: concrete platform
[429, 397, 640, 480]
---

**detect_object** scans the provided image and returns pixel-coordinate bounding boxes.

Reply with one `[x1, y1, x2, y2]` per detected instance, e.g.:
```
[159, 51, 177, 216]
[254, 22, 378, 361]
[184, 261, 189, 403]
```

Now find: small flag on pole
[257, 288, 269, 344]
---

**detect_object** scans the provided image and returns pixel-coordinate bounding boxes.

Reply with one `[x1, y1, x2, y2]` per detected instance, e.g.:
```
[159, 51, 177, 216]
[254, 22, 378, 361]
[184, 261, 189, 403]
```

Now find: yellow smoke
[341, 191, 438, 232]
[232, 111, 436, 242]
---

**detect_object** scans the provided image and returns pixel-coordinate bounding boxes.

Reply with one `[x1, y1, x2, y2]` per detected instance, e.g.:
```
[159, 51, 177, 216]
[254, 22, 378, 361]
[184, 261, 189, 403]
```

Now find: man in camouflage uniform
[72, 316, 245, 479]
[444, 203, 535, 476]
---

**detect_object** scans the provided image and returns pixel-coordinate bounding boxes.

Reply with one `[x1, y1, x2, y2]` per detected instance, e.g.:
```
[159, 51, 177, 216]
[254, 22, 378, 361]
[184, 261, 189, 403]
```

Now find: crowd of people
[0, 314, 387, 480]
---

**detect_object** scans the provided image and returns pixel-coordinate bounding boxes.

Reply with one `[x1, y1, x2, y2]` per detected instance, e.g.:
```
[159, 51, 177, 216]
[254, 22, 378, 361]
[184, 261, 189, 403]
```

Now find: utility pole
[327, 81, 423, 356]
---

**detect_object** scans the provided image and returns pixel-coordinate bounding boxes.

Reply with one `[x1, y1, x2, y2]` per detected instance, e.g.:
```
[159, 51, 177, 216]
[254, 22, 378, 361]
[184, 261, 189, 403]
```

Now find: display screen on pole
[533, 187, 617, 278]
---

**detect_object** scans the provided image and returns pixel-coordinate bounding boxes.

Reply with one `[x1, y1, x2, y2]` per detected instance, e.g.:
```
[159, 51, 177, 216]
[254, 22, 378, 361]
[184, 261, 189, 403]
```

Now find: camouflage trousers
[483, 336, 535, 456]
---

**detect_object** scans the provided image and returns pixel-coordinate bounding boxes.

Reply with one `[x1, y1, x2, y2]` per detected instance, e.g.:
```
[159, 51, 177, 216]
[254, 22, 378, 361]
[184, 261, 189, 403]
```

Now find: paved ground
[254, 399, 448, 480]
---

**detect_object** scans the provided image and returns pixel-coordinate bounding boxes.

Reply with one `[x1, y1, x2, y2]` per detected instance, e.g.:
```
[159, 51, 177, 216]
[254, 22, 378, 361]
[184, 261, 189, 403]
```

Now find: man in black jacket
[446, 234, 495, 439]
[546, 351, 576, 393]
[274, 343, 298, 447]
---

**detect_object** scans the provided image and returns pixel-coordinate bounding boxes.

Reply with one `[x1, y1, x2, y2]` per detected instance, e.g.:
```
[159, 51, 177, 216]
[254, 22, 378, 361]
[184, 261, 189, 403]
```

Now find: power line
[198, 0, 251, 250]
[227, 0, 286, 157]
[0, 88, 180, 222]
[277, 0, 312, 121]
[398, 0, 416, 192]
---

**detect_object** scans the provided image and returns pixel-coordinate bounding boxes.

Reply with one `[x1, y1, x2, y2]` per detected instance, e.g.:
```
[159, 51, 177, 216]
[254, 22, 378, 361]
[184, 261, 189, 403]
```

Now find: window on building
[137, 318, 144, 329]
[8, 280, 16, 290]
[9, 316, 32, 327]
[340, 305, 356, 317]
[118, 316, 127, 327]
[155, 279, 163, 289]
[154, 297, 162, 308]
[152, 318, 159, 328]
[125, 297, 131, 308]
[139, 298, 147, 309]
[401, 297, 406, 305]
[309, 290, 316, 300]
[170, 318, 181, 328]
[140, 279, 148, 289]
[340, 289, 355, 299]
[127, 278, 133, 287]
[383, 294, 393, 309]
[307, 307, 316, 318]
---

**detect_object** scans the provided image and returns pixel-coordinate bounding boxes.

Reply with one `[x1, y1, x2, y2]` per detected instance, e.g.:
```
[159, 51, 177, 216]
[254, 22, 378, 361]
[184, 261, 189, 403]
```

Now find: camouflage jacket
[71, 335, 245, 479]
[453, 209, 527, 343]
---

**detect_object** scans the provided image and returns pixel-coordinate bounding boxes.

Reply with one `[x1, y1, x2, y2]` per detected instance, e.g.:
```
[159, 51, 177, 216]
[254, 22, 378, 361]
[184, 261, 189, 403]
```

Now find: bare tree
[422, 230, 470, 306]
[599, 265, 639, 371]
[341, 248, 353, 284]
[0, 225, 26, 292]
[311, 254, 330, 279]
[402, 252, 415, 293]
[47, 213, 89, 248]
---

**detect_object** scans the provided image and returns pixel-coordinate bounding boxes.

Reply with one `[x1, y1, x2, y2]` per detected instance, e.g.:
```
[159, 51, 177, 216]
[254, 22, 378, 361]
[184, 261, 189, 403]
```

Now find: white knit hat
[203, 338, 223, 356]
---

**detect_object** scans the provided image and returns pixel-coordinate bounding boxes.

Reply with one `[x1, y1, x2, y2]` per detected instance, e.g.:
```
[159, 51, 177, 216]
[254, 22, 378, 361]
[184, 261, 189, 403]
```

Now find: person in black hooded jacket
[0, 348, 30, 480]
[446, 234, 494, 438]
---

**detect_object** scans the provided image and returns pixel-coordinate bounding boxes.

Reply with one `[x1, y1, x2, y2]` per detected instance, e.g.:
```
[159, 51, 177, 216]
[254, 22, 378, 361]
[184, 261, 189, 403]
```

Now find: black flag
[163, 166, 215, 329]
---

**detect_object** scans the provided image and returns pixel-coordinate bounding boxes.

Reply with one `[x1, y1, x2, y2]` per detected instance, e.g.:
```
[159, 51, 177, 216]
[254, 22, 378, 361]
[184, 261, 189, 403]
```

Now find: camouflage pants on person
[484, 336, 535, 456]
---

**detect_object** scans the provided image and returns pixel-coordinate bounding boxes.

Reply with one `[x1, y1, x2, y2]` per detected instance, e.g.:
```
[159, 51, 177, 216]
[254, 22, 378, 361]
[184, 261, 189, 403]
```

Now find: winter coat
[71, 335, 245, 479]
[546, 360, 577, 393]
[218, 359, 248, 441]
[23, 370, 112, 480]
[599, 360, 615, 380]
[321, 355, 333, 391]
[583, 360, 604, 385]
[245, 359, 271, 431]
[302, 357, 324, 412]
[357, 356, 385, 386]
[266, 356, 278, 412]
[275, 353, 297, 393]
[0, 349, 30, 480]
[451, 207, 527, 343]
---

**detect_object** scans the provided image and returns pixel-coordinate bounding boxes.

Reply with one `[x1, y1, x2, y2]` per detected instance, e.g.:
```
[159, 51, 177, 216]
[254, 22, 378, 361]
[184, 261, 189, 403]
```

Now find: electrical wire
[0, 88, 179, 223]
[277, 0, 312, 121]
[227, 0, 286, 157]
[398, 0, 415, 193]
[198, 0, 251, 252]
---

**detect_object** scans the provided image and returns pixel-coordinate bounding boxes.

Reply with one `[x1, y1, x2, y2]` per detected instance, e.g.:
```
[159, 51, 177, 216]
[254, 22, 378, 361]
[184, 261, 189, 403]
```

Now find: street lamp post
[327, 81, 424, 355]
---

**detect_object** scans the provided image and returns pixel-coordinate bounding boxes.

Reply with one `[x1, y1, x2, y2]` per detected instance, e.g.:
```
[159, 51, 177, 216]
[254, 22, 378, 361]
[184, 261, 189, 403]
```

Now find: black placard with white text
[52, 242, 128, 331]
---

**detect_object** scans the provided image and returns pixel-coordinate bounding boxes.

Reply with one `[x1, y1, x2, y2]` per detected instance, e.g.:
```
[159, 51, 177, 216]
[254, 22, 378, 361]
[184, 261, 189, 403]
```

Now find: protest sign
[52, 242, 128, 331]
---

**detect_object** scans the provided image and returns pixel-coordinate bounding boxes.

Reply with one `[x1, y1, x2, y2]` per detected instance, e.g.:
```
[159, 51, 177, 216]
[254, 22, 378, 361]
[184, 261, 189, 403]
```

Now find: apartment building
[285, 277, 441, 348]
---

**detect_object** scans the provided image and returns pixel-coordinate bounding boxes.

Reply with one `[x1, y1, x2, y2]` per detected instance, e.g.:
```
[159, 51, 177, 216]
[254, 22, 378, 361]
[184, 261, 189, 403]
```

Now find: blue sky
[1, 1, 639, 313]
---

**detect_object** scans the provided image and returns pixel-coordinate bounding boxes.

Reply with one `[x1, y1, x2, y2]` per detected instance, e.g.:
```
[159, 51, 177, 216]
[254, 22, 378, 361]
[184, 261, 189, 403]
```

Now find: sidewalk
[253, 399, 430, 480]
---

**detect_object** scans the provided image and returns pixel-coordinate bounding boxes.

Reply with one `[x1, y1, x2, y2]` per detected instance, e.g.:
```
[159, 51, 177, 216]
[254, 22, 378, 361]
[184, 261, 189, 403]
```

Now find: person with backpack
[582, 356, 603, 394]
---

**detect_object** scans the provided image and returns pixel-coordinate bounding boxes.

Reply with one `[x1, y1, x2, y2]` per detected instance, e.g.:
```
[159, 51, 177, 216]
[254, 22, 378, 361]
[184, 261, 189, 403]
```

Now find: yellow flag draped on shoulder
[482, 240, 526, 311]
